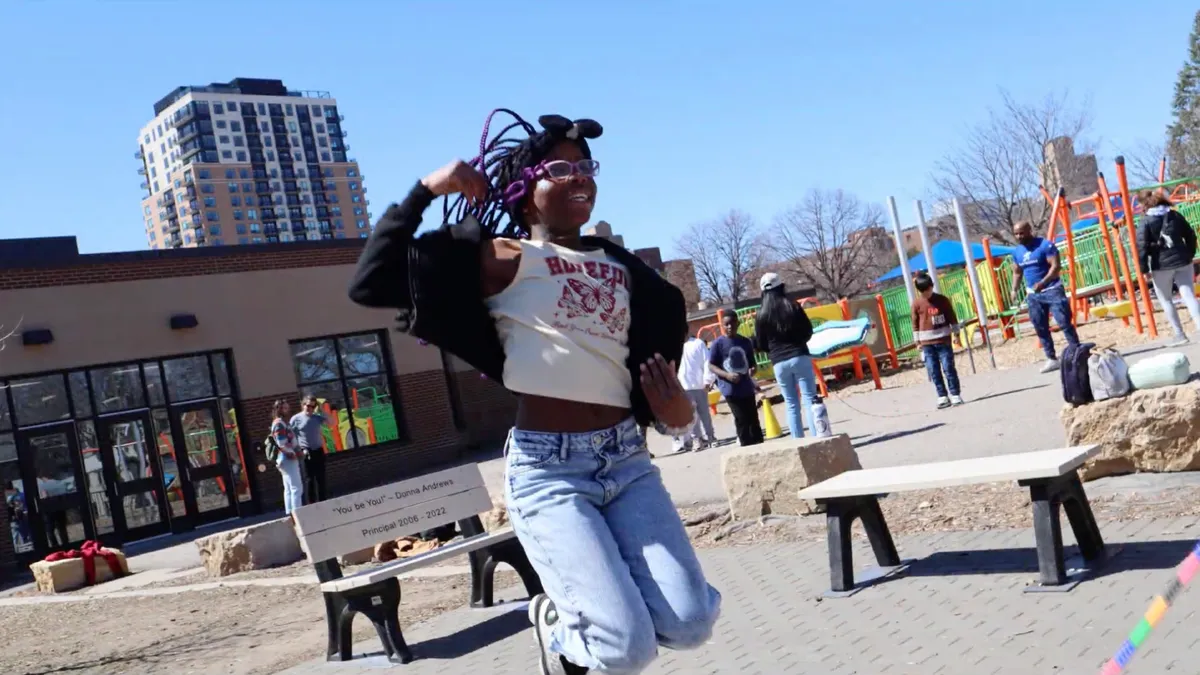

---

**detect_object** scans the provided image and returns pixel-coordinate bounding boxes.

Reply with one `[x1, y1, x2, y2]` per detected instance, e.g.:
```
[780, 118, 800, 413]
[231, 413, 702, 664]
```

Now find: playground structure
[874, 157, 1200, 359]
[698, 157, 1200, 394]
[314, 384, 401, 453]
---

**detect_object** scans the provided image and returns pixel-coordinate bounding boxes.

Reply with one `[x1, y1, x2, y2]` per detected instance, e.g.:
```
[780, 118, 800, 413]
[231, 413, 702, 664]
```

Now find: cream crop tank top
[485, 240, 633, 408]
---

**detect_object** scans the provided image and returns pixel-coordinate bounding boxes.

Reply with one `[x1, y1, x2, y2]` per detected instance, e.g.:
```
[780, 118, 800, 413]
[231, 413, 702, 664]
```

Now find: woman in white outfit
[1138, 190, 1200, 345]
[271, 399, 304, 515]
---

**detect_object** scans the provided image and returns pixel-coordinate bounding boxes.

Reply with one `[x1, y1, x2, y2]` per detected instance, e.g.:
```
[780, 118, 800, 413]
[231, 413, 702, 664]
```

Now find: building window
[247, 209, 258, 219]
[356, 219, 367, 229]
[267, 151, 275, 161]
[213, 103, 224, 115]
[351, 195, 362, 203]
[222, 150, 233, 159]
[334, 218, 344, 229]
[216, 120, 227, 129]
[209, 225, 221, 236]
[198, 169, 210, 180]
[233, 209, 242, 220]
[225, 169, 235, 179]
[236, 224, 247, 234]
[289, 332, 402, 452]
[206, 211, 219, 222]
[231, 121, 242, 132]
[318, 136, 328, 148]
[359, 232, 369, 239]
[347, 168, 358, 177]
[250, 223, 260, 233]
[320, 152, 331, 162]
[239, 237, 249, 245]
[227, 182, 238, 193]
[353, 207, 363, 216]
[201, 184, 214, 194]
[218, 135, 230, 144]
[204, 197, 216, 207]
[235, 151, 246, 162]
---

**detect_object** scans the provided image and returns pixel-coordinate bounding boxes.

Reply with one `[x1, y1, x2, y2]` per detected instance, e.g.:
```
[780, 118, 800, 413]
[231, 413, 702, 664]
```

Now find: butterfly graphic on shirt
[557, 276, 627, 334]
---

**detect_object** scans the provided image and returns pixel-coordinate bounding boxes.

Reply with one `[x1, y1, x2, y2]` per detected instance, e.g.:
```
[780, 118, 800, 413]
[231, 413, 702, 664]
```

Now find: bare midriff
[515, 395, 630, 433]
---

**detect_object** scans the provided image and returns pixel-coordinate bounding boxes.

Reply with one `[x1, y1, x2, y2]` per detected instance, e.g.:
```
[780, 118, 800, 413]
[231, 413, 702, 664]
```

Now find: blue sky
[0, 0, 1195, 256]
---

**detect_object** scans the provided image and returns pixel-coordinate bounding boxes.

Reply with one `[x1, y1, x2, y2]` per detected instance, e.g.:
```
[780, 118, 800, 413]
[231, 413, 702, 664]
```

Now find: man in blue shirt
[709, 312, 764, 446]
[1010, 220, 1079, 372]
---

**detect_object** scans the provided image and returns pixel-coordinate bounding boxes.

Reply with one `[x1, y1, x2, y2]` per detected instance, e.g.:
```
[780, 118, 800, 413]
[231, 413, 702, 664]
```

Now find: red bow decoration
[45, 540, 125, 586]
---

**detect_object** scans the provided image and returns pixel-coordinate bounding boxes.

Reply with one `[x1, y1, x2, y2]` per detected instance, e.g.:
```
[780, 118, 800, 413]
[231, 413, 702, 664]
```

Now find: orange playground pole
[1098, 172, 1145, 334]
[1055, 190, 1082, 323]
[1092, 196, 1129, 327]
[1115, 157, 1158, 337]
[981, 238, 1014, 340]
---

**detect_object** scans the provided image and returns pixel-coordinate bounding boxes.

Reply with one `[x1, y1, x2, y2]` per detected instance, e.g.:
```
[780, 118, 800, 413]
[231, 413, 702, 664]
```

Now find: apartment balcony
[139, 181, 149, 191]
[171, 106, 196, 127]
[167, 233, 182, 247]
[134, 149, 144, 159]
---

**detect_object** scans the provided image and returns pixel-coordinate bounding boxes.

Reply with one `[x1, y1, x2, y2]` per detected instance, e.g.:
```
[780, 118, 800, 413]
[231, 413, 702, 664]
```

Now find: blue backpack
[1060, 342, 1096, 406]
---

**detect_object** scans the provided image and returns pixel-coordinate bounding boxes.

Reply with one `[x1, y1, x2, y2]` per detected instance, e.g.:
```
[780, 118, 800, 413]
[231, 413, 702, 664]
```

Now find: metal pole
[887, 196, 916, 305]
[952, 198, 997, 369]
[913, 200, 939, 293]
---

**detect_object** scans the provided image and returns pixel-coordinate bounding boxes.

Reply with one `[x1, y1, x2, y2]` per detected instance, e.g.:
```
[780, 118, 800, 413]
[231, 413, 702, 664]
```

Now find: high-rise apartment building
[136, 78, 370, 249]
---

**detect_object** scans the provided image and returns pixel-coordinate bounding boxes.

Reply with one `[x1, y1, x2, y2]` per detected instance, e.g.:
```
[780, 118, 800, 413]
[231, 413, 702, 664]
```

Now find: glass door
[96, 412, 171, 540]
[16, 425, 92, 556]
[170, 401, 236, 526]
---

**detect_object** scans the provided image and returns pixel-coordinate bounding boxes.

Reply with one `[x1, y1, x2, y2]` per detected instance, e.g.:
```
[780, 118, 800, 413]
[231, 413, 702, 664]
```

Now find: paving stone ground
[278, 515, 1200, 675]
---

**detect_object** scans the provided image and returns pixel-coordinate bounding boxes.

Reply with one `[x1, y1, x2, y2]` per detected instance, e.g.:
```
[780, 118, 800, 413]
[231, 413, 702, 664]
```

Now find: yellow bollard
[760, 398, 783, 440]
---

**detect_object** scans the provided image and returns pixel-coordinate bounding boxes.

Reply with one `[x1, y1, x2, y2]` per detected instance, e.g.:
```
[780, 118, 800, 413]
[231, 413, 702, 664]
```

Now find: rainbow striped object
[1099, 541, 1200, 674]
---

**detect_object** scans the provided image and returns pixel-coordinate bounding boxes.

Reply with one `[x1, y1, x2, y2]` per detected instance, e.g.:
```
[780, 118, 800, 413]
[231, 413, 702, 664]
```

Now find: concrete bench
[796, 445, 1110, 596]
[293, 464, 542, 664]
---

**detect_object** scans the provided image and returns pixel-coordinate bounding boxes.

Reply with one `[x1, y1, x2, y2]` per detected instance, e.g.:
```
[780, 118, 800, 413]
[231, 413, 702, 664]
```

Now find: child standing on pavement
[911, 272, 964, 409]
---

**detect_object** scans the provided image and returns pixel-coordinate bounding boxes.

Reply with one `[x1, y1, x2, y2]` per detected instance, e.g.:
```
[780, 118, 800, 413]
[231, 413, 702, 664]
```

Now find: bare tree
[1120, 139, 1168, 187]
[0, 317, 22, 353]
[674, 210, 766, 305]
[932, 89, 1094, 243]
[769, 189, 887, 301]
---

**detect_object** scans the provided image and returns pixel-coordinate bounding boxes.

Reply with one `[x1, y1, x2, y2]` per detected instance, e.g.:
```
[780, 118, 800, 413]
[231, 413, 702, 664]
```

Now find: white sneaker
[530, 594, 569, 675]
[950, 395, 965, 406]
[1168, 336, 1190, 348]
[936, 396, 951, 409]
[1040, 359, 1060, 374]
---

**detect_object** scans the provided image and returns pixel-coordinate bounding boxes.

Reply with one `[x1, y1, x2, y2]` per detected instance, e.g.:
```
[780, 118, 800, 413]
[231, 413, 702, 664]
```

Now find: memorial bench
[292, 464, 542, 665]
[796, 445, 1111, 597]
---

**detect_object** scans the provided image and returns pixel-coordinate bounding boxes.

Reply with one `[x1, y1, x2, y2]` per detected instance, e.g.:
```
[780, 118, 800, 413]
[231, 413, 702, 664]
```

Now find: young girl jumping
[349, 110, 720, 674]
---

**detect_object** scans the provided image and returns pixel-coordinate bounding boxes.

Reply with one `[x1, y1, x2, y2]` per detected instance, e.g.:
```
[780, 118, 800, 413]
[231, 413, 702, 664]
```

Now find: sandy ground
[0, 570, 521, 675]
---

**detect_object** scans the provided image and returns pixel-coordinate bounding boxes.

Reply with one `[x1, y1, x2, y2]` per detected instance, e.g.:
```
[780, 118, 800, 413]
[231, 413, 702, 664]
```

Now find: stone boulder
[721, 433, 861, 520]
[482, 494, 509, 532]
[1061, 383, 1200, 481]
[32, 549, 129, 593]
[195, 517, 303, 577]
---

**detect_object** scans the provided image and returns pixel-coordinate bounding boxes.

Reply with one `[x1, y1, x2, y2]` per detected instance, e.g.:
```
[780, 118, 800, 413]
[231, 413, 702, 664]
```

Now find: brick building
[0, 237, 514, 577]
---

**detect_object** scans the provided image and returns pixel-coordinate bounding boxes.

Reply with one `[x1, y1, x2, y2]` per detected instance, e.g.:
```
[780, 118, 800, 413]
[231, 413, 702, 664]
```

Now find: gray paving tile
[277, 518, 1200, 674]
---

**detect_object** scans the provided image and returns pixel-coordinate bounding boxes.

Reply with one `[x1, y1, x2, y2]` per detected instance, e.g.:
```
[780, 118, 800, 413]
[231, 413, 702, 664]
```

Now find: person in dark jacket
[752, 273, 817, 438]
[347, 110, 719, 675]
[1139, 189, 1200, 345]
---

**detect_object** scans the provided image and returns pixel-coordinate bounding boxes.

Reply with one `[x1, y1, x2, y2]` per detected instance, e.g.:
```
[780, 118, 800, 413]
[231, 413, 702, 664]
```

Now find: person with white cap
[752, 273, 818, 438]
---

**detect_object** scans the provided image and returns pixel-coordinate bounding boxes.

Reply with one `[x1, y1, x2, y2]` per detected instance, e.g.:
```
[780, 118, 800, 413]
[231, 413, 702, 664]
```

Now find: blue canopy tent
[877, 239, 1019, 283]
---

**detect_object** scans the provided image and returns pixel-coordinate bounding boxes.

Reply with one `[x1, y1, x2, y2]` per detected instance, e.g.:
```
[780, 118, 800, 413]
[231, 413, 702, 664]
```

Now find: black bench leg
[1028, 481, 1067, 586]
[470, 538, 545, 608]
[825, 499, 858, 593]
[327, 579, 413, 665]
[859, 497, 901, 567]
[324, 594, 354, 662]
[1060, 475, 1106, 561]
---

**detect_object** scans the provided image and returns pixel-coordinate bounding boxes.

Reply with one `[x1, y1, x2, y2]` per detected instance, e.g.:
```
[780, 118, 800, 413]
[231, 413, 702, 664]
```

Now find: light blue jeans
[278, 458, 304, 514]
[773, 355, 818, 439]
[504, 418, 721, 674]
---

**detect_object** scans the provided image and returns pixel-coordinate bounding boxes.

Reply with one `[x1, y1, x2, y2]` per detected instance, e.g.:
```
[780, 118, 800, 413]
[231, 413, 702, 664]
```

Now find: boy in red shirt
[910, 272, 964, 409]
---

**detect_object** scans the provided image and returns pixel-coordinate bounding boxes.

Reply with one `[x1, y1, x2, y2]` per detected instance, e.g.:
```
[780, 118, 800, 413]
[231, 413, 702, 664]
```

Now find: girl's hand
[640, 354, 693, 428]
[421, 159, 489, 203]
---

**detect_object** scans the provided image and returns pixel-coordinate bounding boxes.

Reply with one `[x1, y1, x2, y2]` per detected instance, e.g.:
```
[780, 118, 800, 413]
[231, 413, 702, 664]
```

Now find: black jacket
[753, 306, 814, 365]
[347, 182, 688, 427]
[1139, 209, 1197, 273]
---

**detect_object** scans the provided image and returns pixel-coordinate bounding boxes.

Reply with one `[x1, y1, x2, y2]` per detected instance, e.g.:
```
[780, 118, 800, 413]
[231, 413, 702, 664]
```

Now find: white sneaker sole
[529, 594, 562, 675]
